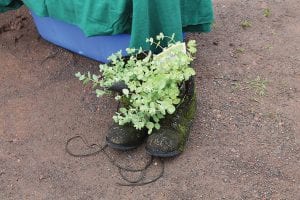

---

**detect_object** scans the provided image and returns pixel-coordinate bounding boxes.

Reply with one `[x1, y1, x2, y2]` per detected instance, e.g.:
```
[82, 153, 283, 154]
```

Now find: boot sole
[145, 147, 181, 157]
[106, 137, 139, 151]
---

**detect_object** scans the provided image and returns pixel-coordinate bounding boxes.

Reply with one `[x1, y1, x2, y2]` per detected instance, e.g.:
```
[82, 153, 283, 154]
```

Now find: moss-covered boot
[106, 123, 147, 150]
[106, 80, 148, 150]
[145, 77, 197, 157]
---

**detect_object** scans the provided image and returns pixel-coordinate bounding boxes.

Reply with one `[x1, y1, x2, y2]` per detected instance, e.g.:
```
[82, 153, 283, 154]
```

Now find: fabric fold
[0, 0, 23, 13]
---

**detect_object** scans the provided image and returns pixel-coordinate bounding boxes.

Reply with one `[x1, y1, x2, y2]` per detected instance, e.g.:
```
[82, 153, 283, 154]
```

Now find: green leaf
[92, 74, 98, 81]
[187, 40, 196, 49]
[115, 95, 121, 100]
[146, 122, 154, 134]
[75, 72, 82, 78]
[154, 123, 160, 130]
[79, 74, 85, 81]
[119, 108, 127, 113]
[149, 38, 154, 44]
[96, 89, 105, 97]
[157, 113, 164, 119]
[112, 115, 118, 122]
[126, 48, 136, 54]
[122, 89, 129, 96]
[152, 115, 159, 123]
[173, 98, 181, 104]
[146, 122, 154, 129]
[167, 105, 176, 114]
[171, 33, 175, 40]
[184, 68, 196, 80]
[156, 32, 164, 40]
[187, 40, 197, 54]
[83, 78, 89, 85]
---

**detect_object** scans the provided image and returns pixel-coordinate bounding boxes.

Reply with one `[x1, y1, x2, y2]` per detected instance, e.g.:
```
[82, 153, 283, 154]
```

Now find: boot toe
[106, 124, 147, 150]
[146, 129, 181, 157]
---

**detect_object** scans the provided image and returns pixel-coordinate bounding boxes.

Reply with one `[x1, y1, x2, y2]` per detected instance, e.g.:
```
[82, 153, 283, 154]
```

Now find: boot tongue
[107, 81, 128, 93]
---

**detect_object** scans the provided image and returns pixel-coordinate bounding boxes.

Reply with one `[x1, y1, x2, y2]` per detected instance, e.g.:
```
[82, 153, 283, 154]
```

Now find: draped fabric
[1, 0, 214, 49]
[0, 0, 22, 13]
[131, 0, 213, 49]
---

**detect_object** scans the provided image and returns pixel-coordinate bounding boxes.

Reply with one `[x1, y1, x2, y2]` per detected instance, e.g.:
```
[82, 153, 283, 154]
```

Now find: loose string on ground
[65, 135, 164, 186]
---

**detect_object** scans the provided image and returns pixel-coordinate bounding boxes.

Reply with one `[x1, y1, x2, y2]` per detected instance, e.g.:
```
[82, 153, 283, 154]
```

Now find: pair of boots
[106, 77, 196, 157]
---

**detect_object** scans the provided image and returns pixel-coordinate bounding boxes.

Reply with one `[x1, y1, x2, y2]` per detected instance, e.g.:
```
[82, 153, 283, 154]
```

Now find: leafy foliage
[241, 20, 252, 29]
[76, 34, 197, 134]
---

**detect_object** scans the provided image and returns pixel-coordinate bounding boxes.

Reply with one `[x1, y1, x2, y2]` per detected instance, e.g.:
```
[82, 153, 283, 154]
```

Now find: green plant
[241, 20, 252, 29]
[247, 76, 268, 96]
[76, 33, 197, 134]
[236, 47, 245, 54]
[263, 8, 271, 17]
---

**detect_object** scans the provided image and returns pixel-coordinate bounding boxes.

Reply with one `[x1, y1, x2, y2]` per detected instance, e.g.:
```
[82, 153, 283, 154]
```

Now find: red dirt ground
[1, 0, 299, 199]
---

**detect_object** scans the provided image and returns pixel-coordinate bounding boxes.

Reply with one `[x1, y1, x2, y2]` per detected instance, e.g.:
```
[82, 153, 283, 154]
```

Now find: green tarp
[1, 0, 214, 49]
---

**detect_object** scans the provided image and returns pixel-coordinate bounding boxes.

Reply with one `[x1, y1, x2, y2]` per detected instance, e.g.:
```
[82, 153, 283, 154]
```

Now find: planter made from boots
[106, 123, 147, 150]
[146, 77, 197, 157]
[105, 54, 149, 150]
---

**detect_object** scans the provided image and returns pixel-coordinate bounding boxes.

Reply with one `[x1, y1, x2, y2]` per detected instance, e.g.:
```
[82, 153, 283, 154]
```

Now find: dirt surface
[0, 0, 299, 199]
